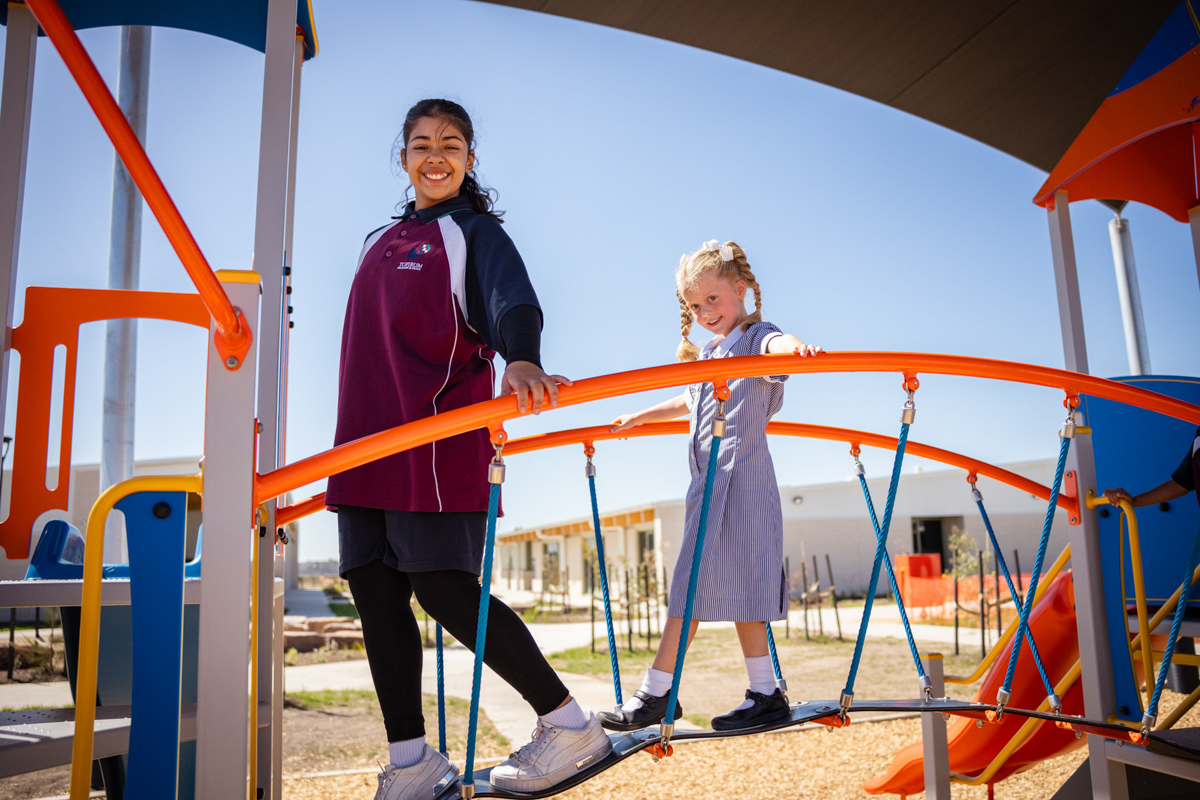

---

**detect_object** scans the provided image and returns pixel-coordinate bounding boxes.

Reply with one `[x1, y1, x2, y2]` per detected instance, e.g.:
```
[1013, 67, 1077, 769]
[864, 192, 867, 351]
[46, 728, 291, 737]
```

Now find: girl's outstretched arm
[766, 333, 822, 357]
[610, 392, 689, 433]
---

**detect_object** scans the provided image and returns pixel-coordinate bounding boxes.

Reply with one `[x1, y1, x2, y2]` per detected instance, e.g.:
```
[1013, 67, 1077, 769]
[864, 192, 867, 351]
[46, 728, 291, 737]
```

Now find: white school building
[494, 458, 1071, 602]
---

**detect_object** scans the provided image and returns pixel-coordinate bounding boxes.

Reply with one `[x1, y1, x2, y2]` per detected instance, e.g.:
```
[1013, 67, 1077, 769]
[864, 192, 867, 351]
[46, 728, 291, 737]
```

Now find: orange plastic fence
[0, 288, 209, 559]
[258, 352, 1200, 505]
[273, 419, 1077, 526]
[24, 0, 251, 368]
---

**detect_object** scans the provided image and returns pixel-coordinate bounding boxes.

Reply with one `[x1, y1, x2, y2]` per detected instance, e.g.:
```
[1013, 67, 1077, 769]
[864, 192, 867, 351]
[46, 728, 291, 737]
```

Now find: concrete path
[283, 588, 334, 618]
[0, 679, 73, 710]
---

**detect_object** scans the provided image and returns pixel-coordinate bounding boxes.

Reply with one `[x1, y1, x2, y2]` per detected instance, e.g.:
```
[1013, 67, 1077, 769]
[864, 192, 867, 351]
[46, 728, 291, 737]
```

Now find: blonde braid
[676, 291, 700, 362]
[728, 244, 762, 331]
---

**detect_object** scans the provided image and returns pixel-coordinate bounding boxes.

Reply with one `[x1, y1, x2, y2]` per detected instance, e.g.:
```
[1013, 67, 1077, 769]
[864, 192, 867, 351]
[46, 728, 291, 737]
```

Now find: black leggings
[345, 559, 570, 741]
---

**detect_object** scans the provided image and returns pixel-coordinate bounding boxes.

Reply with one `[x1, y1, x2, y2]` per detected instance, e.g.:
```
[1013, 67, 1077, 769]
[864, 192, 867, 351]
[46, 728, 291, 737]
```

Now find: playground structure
[0, 2, 1199, 800]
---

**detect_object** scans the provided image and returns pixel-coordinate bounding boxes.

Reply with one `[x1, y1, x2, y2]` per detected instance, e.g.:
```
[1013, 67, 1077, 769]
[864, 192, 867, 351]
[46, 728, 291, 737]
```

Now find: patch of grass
[0, 702, 73, 712]
[327, 601, 359, 619]
[684, 713, 710, 728]
[287, 689, 378, 710]
[545, 635, 666, 677]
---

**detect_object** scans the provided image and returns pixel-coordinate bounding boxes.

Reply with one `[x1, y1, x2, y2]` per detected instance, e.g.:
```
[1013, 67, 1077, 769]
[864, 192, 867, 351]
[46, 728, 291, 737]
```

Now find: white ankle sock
[622, 668, 674, 712]
[540, 698, 588, 729]
[389, 737, 426, 768]
[745, 655, 776, 695]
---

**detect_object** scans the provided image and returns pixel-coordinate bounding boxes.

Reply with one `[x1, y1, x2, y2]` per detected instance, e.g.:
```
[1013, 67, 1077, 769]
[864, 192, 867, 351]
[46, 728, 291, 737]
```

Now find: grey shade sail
[479, 0, 1179, 172]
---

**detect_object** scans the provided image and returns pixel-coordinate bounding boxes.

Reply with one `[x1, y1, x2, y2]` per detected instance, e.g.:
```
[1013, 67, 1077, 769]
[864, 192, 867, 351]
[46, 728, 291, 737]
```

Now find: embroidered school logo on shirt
[397, 243, 432, 270]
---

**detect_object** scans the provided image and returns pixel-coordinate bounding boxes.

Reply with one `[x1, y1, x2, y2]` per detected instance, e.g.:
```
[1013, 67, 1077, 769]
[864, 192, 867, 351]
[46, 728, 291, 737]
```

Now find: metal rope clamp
[994, 688, 1011, 720]
[489, 442, 506, 485]
[1142, 712, 1156, 740]
[900, 375, 918, 425]
[918, 674, 933, 701]
[1048, 693, 1063, 715]
[838, 690, 853, 724]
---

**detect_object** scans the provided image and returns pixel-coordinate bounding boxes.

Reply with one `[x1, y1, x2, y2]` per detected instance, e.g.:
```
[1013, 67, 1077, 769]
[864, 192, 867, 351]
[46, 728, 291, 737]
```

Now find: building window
[637, 529, 655, 564]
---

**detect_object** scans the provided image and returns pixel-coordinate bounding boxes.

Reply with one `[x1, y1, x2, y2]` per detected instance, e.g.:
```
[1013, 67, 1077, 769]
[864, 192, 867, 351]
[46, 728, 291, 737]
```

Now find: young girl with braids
[599, 240, 822, 733]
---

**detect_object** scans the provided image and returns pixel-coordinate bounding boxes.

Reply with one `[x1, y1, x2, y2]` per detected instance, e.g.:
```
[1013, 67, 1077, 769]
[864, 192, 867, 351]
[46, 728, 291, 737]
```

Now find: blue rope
[855, 459, 925, 681]
[463, 480, 501, 790]
[664, 429, 724, 731]
[588, 471, 622, 705]
[1002, 435, 1070, 697]
[1148, 519, 1200, 721]
[973, 494, 1056, 699]
[436, 623, 446, 755]
[765, 622, 783, 682]
[843, 422, 913, 698]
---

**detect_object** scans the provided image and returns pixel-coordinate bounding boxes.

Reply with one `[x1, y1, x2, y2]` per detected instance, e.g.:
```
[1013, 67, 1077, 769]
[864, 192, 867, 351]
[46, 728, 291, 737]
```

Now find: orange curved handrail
[256, 352, 1200, 505]
[25, 0, 251, 366]
[274, 419, 1077, 526]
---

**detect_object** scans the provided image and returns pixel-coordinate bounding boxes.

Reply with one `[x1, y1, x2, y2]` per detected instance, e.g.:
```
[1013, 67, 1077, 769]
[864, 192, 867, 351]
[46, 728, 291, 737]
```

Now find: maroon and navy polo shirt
[326, 195, 541, 512]
[1171, 426, 1200, 507]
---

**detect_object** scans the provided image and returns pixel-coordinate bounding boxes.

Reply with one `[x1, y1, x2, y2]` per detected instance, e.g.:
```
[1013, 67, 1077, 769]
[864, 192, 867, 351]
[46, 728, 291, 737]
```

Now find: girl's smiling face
[681, 274, 748, 338]
[400, 115, 475, 209]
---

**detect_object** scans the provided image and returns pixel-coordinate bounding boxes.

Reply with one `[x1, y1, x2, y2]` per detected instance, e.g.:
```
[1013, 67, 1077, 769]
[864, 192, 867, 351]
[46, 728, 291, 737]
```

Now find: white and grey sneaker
[374, 746, 459, 800]
[488, 712, 613, 792]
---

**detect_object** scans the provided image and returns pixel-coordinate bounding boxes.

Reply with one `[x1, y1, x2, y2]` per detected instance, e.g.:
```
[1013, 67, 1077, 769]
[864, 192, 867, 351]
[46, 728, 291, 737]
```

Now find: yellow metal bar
[1088, 492, 1154, 702]
[69, 475, 203, 800]
[1143, 651, 1200, 667]
[950, 661, 1082, 786]
[945, 545, 1071, 685]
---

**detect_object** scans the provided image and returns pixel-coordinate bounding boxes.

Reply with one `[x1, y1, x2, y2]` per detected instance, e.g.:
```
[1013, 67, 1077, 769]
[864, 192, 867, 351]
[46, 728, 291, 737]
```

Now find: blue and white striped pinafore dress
[666, 321, 788, 622]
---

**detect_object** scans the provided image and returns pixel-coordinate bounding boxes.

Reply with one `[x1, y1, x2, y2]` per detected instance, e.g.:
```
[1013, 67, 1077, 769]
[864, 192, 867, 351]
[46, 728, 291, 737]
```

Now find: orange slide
[863, 571, 1086, 796]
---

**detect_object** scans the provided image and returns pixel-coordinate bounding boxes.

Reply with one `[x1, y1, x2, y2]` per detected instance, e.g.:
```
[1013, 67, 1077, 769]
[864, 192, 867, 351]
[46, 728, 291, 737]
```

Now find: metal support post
[252, 2, 301, 796]
[0, 6, 37, 464]
[195, 276, 261, 800]
[101, 25, 152, 564]
[921, 653, 951, 800]
[1049, 192, 1129, 800]
[1190, 205, 1200, 297]
[1108, 214, 1150, 375]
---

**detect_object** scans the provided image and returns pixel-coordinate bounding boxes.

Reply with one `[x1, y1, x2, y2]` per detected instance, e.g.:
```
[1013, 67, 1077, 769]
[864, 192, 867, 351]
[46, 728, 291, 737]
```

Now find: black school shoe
[596, 691, 684, 732]
[710, 689, 791, 731]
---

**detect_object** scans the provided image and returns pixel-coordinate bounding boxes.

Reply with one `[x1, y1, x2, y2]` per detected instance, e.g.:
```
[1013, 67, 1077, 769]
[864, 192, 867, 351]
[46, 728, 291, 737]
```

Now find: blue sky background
[3, 0, 1198, 563]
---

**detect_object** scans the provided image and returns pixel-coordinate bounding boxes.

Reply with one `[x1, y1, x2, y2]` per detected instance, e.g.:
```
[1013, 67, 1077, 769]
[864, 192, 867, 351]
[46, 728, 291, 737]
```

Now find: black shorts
[337, 505, 486, 577]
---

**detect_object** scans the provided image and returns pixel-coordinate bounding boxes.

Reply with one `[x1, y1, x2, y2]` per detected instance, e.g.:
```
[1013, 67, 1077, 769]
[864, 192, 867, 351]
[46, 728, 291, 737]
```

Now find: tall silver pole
[0, 7, 38, 504]
[1108, 213, 1151, 375]
[99, 26, 151, 563]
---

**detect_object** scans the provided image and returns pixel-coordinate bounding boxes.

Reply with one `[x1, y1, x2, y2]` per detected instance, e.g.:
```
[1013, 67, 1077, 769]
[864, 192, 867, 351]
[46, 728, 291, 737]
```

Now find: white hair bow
[700, 240, 735, 261]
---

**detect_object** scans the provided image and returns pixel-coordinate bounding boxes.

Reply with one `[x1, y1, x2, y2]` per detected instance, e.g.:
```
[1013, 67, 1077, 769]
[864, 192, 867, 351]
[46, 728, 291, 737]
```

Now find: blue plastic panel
[1082, 375, 1200, 723]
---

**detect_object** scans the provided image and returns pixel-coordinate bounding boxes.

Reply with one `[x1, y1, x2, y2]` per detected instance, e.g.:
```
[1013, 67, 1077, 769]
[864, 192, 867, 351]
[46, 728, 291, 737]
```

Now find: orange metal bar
[274, 419, 1074, 524]
[257, 352, 1200, 505]
[24, 0, 251, 368]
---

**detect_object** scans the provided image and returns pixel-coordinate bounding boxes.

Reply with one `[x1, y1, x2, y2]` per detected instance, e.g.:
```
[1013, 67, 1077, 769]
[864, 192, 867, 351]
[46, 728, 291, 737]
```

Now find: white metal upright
[1047, 191, 1130, 800]
[195, 275, 262, 800]
[100, 25, 152, 564]
[252, 0, 302, 795]
[1190, 206, 1200, 294]
[920, 653, 951, 800]
[0, 5, 36, 481]
[1107, 214, 1150, 376]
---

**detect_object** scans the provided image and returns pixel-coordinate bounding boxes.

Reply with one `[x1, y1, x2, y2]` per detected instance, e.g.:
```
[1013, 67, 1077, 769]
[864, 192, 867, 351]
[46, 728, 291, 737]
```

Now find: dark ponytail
[393, 99, 503, 222]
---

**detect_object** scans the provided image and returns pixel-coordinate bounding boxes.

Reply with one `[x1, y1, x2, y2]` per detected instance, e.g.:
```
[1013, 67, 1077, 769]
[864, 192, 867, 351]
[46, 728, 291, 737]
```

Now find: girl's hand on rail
[610, 414, 643, 433]
[765, 333, 822, 357]
[1103, 488, 1133, 507]
[502, 362, 572, 415]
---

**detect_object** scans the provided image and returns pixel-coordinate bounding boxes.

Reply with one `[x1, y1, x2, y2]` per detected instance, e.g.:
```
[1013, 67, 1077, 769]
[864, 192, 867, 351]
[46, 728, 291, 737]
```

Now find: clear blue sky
[3, 0, 1198, 563]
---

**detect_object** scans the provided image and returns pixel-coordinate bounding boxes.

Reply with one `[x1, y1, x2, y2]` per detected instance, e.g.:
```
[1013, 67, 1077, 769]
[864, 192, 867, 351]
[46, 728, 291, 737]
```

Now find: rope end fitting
[712, 381, 729, 437]
[1048, 694, 1063, 715]
[968, 472, 982, 501]
[994, 688, 1011, 720]
[213, 307, 253, 371]
[1142, 712, 1156, 739]
[488, 425, 507, 484]
[918, 675, 933, 701]
[1061, 394, 1081, 438]
[901, 374, 918, 425]
[838, 690, 853, 722]
[584, 441, 597, 478]
[652, 723, 675, 760]
[777, 678, 789, 702]
[462, 784, 475, 800]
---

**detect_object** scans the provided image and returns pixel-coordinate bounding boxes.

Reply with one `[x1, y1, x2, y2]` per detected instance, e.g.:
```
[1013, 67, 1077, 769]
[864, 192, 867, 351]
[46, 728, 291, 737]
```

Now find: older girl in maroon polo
[326, 100, 611, 800]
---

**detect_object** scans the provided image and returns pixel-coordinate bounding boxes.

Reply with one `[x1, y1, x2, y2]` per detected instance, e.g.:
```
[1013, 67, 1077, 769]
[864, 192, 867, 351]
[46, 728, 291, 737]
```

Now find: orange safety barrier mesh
[0, 288, 209, 560]
[256, 352, 1200, 505]
[24, 0, 251, 368]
